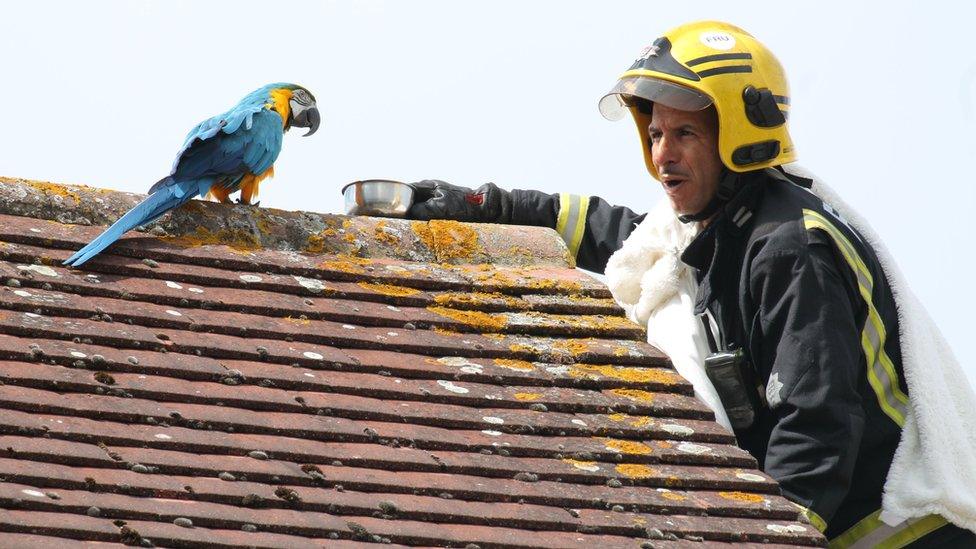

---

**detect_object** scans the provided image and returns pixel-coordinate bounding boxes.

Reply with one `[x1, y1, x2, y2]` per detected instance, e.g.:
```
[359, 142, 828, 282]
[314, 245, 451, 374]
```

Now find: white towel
[605, 165, 976, 532]
[604, 200, 733, 432]
[784, 164, 976, 532]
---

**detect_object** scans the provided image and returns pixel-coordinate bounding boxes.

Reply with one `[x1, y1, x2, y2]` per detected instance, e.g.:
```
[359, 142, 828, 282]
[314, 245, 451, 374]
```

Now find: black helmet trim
[628, 37, 701, 82]
[696, 65, 753, 79]
[686, 52, 753, 66]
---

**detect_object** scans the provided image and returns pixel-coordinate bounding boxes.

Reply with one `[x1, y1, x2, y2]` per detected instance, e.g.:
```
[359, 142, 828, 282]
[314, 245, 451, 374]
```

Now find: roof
[0, 177, 825, 547]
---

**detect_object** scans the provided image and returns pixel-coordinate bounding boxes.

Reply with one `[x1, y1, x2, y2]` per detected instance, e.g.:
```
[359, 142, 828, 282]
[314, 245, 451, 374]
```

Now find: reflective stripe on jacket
[679, 169, 907, 540]
[509, 189, 644, 273]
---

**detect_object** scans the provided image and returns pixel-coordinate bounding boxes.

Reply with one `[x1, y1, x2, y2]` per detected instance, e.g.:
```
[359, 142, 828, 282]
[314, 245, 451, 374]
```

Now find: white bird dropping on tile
[676, 442, 711, 455]
[766, 524, 807, 534]
[436, 380, 469, 394]
[736, 472, 765, 482]
[18, 264, 58, 277]
[293, 275, 325, 291]
[661, 424, 695, 437]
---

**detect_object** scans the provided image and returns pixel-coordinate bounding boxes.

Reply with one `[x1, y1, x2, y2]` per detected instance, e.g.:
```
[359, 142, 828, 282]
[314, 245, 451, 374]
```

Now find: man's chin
[667, 198, 689, 216]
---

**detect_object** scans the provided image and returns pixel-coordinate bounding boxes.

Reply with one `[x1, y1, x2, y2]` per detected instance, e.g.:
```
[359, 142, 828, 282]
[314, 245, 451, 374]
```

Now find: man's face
[648, 104, 724, 217]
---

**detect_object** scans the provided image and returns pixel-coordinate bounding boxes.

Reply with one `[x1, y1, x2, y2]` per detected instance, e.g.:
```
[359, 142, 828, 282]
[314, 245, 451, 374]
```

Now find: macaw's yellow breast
[267, 88, 293, 127]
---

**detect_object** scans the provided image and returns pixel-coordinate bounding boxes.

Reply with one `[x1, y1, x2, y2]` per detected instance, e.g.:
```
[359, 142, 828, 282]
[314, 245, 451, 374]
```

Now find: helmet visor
[598, 76, 713, 121]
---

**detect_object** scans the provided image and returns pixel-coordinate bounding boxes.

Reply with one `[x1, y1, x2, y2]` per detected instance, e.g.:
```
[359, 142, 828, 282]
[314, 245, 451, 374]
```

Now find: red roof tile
[0, 179, 825, 547]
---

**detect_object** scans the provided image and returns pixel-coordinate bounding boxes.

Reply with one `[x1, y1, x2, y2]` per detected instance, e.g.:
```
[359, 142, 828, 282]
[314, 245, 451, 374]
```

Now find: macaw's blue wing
[148, 109, 284, 196]
[174, 109, 284, 184]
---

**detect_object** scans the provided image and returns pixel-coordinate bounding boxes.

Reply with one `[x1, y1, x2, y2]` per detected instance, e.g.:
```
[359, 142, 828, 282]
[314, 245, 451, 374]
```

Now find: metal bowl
[341, 179, 414, 218]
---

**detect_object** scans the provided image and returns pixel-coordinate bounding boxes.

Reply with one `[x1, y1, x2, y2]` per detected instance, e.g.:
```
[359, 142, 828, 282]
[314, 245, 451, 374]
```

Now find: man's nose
[652, 134, 678, 169]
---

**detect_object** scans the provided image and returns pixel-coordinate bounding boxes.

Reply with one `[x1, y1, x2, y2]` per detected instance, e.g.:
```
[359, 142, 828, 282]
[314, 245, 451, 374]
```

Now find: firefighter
[408, 20, 976, 548]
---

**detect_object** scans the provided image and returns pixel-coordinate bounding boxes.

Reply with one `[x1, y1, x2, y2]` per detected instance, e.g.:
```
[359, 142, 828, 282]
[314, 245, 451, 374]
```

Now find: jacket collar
[680, 171, 767, 314]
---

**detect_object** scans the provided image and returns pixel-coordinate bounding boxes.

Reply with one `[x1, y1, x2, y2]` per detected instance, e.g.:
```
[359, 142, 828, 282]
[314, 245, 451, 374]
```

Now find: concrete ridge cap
[0, 176, 574, 268]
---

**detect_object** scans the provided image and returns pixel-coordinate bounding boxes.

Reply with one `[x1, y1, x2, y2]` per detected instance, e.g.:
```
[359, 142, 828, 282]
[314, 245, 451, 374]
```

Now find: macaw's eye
[293, 89, 311, 105]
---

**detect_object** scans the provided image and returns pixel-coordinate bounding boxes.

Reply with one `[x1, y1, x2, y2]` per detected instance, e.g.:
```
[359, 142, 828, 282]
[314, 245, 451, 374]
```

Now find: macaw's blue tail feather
[147, 175, 175, 195]
[63, 177, 212, 267]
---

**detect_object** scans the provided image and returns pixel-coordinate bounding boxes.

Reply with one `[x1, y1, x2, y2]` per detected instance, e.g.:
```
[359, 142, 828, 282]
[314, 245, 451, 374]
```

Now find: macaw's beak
[293, 105, 321, 136]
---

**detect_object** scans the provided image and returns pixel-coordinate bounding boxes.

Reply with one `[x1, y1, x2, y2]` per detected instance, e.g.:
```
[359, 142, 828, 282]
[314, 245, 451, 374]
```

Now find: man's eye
[649, 132, 662, 141]
[680, 129, 694, 137]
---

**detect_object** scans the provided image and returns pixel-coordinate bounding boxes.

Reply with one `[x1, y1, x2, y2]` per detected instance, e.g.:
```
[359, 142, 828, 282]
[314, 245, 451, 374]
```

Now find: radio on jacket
[704, 348, 762, 430]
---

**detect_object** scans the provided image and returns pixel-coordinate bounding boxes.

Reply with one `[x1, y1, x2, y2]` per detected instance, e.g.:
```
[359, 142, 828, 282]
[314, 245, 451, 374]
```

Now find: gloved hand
[408, 180, 513, 223]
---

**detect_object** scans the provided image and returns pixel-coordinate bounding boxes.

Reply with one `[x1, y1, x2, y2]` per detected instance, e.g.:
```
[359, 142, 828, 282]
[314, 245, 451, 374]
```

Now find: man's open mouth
[663, 178, 685, 189]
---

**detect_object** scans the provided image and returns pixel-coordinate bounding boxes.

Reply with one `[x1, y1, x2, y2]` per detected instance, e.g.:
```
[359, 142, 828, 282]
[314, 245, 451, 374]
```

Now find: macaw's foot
[235, 198, 260, 207]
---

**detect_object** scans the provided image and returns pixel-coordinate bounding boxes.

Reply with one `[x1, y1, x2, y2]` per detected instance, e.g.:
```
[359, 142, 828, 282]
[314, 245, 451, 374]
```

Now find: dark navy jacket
[677, 169, 905, 538]
[509, 169, 908, 538]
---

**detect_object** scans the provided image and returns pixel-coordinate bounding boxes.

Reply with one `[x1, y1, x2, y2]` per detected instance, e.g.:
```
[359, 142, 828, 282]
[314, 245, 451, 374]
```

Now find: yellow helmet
[599, 21, 795, 180]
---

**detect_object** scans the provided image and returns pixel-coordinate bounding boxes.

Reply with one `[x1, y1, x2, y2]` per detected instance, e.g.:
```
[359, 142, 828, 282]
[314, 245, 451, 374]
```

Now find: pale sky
[2, 1, 974, 386]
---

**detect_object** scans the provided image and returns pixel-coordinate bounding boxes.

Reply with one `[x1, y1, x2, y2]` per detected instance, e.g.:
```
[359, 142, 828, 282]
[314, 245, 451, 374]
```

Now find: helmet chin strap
[676, 168, 741, 224]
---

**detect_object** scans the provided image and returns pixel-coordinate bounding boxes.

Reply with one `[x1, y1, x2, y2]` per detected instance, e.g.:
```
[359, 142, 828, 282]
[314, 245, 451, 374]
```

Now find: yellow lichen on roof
[562, 459, 600, 472]
[514, 392, 541, 401]
[163, 226, 260, 252]
[304, 227, 339, 254]
[569, 364, 680, 385]
[373, 220, 400, 246]
[284, 316, 311, 326]
[567, 293, 617, 306]
[576, 315, 637, 332]
[630, 416, 654, 428]
[550, 338, 593, 357]
[432, 326, 464, 337]
[607, 388, 656, 403]
[358, 282, 421, 297]
[433, 292, 521, 309]
[518, 312, 636, 333]
[505, 245, 537, 261]
[508, 342, 537, 354]
[605, 412, 654, 428]
[252, 209, 275, 235]
[615, 463, 657, 478]
[427, 306, 507, 332]
[492, 358, 535, 371]
[23, 180, 83, 202]
[659, 491, 687, 501]
[613, 346, 632, 356]
[718, 491, 766, 504]
[602, 438, 653, 455]
[412, 220, 481, 261]
[318, 255, 371, 274]
[411, 221, 436, 250]
[526, 277, 581, 292]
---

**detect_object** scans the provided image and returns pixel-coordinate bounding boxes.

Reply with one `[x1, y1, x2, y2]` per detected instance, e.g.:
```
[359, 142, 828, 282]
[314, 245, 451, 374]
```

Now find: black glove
[408, 180, 513, 223]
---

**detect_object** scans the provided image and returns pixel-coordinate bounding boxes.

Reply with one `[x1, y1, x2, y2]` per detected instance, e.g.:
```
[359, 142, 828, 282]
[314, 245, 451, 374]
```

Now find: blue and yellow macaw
[63, 82, 320, 267]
